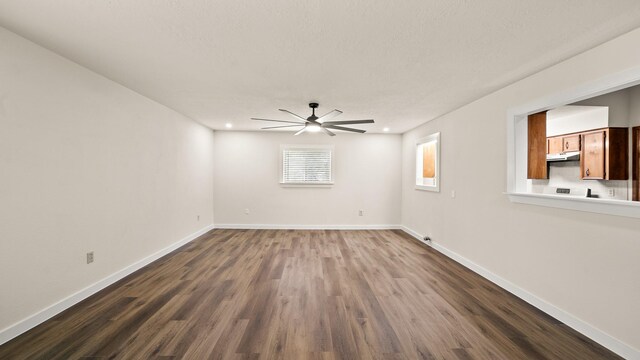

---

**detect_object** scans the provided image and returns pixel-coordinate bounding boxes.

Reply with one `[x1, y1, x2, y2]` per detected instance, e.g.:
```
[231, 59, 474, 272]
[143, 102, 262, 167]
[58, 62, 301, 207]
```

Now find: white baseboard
[0, 224, 215, 346]
[214, 223, 402, 230]
[400, 226, 639, 360]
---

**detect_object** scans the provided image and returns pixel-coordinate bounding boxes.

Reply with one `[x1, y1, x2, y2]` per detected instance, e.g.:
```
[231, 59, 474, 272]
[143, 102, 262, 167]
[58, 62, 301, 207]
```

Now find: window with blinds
[281, 146, 333, 184]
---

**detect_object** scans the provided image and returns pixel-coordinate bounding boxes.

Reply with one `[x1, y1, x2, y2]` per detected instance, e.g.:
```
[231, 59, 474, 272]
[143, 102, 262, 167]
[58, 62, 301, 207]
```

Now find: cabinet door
[581, 131, 605, 179]
[547, 137, 564, 155]
[528, 112, 548, 179]
[562, 135, 580, 152]
[607, 127, 629, 180]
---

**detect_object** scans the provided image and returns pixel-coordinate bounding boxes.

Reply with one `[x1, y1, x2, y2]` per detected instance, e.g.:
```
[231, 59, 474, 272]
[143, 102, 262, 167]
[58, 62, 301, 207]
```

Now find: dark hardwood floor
[0, 229, 620, 359]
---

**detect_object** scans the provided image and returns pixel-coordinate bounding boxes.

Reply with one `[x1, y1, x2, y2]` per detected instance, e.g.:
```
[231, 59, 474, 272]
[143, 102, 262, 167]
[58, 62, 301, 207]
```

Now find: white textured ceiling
[2, 1, 640, 133]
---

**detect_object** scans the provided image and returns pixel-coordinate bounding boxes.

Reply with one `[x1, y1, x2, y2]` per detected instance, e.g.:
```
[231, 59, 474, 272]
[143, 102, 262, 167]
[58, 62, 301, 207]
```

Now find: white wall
[401, 28, 640, 354]
[546, 106, 609, 137]
[214, 131, 401, 227]
[574, 89, 631, 128]
[0, 27, 214, 337]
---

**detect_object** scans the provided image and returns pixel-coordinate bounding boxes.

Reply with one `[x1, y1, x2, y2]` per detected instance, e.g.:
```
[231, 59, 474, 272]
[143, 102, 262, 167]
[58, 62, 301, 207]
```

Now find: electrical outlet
[244, 208, 250, 215]
[608, 189, 615, 197]
[86, 252, 94, 264]
[451, 190, 456, 198]
[358, 210, 364, 216]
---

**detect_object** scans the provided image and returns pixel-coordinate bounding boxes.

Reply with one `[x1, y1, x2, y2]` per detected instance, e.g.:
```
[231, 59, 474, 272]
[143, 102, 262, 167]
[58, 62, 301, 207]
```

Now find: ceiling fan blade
[323, 125, 366, 133]
[251, 118, 305, 124]
[294, 127, 307, 136]
[278, 109, 308, 122]
[261, 125, 304, 130]
[321, 119, 374, 125]
[320, 127, 336, 136]
[317, 109, 343, 123]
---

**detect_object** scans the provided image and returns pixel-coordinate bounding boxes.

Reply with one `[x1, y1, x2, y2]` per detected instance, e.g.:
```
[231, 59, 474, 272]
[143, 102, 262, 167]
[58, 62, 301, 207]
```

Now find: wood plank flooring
[0, 229, 620, 359]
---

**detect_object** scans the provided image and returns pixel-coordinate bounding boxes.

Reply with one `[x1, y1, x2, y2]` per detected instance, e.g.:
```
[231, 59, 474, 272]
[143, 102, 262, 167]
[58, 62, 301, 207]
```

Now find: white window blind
[282, 147, 333, 184]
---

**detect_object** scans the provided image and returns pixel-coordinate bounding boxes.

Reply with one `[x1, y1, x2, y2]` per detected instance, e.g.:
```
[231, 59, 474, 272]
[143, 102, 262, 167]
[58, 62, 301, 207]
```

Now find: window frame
[415, 132, 441, 192]
[279, 144, 335, 187]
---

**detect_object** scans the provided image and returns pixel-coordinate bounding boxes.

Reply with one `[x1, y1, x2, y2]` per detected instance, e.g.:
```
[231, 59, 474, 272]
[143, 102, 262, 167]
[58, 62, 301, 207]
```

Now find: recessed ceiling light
[225, 123, 233, 128]
[383, 127, 390, 132]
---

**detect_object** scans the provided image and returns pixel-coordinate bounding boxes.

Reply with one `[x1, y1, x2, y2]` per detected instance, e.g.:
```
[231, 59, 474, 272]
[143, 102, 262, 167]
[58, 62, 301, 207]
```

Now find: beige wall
[0, 28, 214, 333]
[401, 29, 640, 351]
[213, 131, 401, 226]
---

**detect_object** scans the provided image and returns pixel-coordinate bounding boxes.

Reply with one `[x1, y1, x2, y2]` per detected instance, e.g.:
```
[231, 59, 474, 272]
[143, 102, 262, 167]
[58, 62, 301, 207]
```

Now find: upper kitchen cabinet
[547, 134, 580, 155]
[545, 106, 605, 157]
[547, 136, 564, 155]
[581, 130, 606, 179]
[580, 128, 628, 180]
[562, 134, 580, 152]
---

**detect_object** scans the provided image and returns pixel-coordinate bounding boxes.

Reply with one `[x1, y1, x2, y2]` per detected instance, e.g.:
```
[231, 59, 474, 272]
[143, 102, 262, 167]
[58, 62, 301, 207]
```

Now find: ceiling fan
[251, 103, 374, 136]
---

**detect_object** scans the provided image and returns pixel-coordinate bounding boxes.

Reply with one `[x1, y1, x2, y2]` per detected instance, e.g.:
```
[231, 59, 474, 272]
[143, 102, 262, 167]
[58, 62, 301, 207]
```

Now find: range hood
[546, 151, 580, 162]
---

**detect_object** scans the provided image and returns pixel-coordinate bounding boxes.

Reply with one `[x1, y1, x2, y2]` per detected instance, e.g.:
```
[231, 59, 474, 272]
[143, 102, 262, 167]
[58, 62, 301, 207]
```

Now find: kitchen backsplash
[531, 161, 629, 200]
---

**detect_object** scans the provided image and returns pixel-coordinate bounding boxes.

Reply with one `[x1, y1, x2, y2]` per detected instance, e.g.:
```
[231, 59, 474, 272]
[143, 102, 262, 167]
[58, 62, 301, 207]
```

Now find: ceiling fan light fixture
[306, 123, 322, 132]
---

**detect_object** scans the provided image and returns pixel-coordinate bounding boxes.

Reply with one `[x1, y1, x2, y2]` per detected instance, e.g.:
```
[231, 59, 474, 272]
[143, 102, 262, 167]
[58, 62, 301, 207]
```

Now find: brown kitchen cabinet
[580, 128, 628, 180]
[528, 112, 548, 179]
[547, 134, 580, 155]
[562, 134, 580, 152]
[547, 136, 564, 155]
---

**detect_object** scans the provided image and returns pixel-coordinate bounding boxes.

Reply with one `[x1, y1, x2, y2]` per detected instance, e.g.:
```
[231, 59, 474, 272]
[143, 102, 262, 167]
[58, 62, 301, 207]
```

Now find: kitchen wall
[214, 131, 401, 227]
[531, 161, 628, 200]
[401, 27, 640, 354]
[574, 88, 631, 126]
[0, 27, 215, 339]
[629, 85, 640, 127]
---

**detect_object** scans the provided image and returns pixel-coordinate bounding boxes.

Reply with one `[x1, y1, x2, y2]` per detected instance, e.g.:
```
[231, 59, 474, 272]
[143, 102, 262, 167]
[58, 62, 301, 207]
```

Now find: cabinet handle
[566, 142, 569, 149]
[586, 169, 590, 176]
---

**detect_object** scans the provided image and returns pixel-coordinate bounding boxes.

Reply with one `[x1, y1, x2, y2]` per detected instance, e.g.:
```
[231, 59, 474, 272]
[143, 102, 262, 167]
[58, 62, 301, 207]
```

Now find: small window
[281, 145, 334, 185]
[416, 132, 440, 192]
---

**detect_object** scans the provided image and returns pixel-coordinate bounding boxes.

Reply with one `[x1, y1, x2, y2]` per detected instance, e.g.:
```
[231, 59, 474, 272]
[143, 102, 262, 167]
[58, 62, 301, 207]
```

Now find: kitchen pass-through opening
[507, 67, 640, 218]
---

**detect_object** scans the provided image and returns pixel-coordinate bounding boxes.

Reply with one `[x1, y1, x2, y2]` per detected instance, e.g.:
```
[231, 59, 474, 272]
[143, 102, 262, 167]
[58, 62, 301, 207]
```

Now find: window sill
[415, 185, 440, 192]
[280, 182, 334, 188]
[506, 192, 640, 219]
